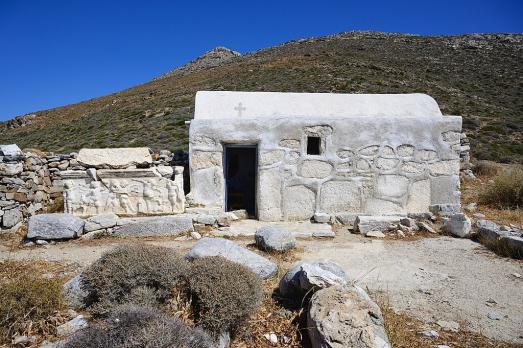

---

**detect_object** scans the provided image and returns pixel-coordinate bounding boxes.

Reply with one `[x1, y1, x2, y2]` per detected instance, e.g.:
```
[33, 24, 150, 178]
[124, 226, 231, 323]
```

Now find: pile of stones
[0, 144, 52, 232]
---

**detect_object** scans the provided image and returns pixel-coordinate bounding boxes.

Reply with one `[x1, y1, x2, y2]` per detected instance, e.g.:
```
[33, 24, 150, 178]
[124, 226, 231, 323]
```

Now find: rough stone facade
[189, 91, 463, 221]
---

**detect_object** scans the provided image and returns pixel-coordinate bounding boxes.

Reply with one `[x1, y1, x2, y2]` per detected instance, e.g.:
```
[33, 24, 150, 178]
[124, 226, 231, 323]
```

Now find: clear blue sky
[0, 0, 521, 121]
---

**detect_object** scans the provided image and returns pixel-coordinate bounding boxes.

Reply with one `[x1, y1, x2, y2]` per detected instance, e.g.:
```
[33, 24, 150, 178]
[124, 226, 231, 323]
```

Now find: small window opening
[307, 136, 321, 155]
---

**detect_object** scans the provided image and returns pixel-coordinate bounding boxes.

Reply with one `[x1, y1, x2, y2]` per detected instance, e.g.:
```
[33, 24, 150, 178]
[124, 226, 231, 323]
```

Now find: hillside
[1, 31, 522, 162]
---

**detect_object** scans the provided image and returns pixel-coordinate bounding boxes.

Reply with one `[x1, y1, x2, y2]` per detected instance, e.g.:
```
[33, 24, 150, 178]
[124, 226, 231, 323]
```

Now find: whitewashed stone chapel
[188, 91, 462, 221]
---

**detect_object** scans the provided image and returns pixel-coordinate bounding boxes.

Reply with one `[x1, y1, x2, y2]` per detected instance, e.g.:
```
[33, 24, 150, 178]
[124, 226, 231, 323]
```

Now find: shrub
[82, 244, 188, 316]
[473, 160, 500, 177]
[0, 277, 65, 343]
[186, 256, 263, 336]
[64, 305, 214, 348]
[479, 165, 523, 209]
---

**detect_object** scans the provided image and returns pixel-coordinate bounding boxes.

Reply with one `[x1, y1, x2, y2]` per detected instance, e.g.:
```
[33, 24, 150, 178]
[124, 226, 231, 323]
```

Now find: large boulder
[255, 226, 296, 252]
[308, 285, 391, 348]
[443, 213, 471, 238]
[186, 238, 278, 279]
[279, 259, 349, 298]
[84, 213, 119, 232]
[27, 214, 85, 240]
[113, 216, 193, 237]
[62, 275, 92, 309]
[77, 147, 152, 169]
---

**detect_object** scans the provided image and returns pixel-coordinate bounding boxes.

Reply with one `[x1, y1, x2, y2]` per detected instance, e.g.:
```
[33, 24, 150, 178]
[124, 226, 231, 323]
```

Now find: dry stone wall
[0, 145, 185, 232]
[188, 116, 462, 221]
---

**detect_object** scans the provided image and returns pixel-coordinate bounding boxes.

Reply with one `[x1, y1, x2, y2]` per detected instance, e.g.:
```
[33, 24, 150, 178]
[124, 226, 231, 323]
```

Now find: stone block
[430, 175, 460, 205]
[376, 175, 409, 198]
[0, 144, 22, 157]
[77, 147, 152, 169]
[255, 226, 296, 252]
[27, 214, 85, 240]
[113, 215, 194, 237]
[2, 208, 23, 228]
[279, 139, 300, 149]
[355, 215, 403, 234]
[191, 151, 222, 170]
[299, 160, 333, 178]
[258, 168, 282, 221]
[313, 213, 331, 223]
[443, 213, 471, 237]
[406, 179, 431, 213]
[320, 181, 362, 213]
[0, 163, 23, 176]
[428, 160, 460, 176]
[260, 150, 284, 166]
[284, 185, 315, 221]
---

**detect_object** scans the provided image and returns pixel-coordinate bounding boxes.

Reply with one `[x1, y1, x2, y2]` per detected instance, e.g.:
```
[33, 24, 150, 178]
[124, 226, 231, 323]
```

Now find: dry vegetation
[0, 259, 73, 346]
[376, 293, 522, 348]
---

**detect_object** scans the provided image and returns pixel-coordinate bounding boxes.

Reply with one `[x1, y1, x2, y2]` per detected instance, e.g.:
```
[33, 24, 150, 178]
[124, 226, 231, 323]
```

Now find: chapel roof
[194, 91, 443, 119]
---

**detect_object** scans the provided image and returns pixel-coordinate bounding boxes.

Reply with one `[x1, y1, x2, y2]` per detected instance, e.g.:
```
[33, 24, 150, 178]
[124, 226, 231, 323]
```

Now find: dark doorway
[224, 145, 257, 217]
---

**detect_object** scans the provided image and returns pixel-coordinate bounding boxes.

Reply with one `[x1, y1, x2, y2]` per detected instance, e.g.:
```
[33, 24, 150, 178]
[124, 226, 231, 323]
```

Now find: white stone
[406, 179, 431, 213]
[299, 160, 333, 178]
[57, 315, 88, 337]
[366, 231, 386, 238]
[313, 213, 331, 223]
[377, 175, 409, 198]
[0, 162, 23, 176]
[27, 214, 85, 240]
[195, 91, 443, 119]
[77, 147, 152, 169]
[113, 215, 193, 237]
[255, 226, 296, 252]
[191, 151, 222, 170]
[320, 180, 362, 213]
[0, 144, 22, 157]
[284, 185, 315, 221]
[260, 150, 284, 165]
[258, 169, 282, 221]
[428, 160, 460, 176]
[355, 215, 403, 234]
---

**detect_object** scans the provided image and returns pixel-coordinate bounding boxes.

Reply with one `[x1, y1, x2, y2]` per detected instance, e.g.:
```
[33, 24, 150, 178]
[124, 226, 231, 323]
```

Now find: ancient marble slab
[63, 167, 184, 217]
[77, 147, 152, 169]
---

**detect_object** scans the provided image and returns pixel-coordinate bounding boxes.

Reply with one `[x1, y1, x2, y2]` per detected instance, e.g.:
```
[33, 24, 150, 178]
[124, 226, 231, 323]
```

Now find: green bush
[0, 277, 65, 343]
[64, 305, 214, 348]
[83, 244, 188, 316]
[186, 256, 263, 336]
[479, 165, 523, 209]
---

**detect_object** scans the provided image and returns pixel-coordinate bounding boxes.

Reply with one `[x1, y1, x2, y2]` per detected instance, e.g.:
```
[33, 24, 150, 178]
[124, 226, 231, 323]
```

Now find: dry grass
[473, 160, 501, 177]
[375, 293, 521, 348]
[0, 259, 73, 345]
[479, 165, 523, 209]
[461, 167, 523, 227]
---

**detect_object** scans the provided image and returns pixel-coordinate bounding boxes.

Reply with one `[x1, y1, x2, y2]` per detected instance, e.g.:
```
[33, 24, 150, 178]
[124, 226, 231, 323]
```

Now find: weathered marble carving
[62, 168, 184, 217]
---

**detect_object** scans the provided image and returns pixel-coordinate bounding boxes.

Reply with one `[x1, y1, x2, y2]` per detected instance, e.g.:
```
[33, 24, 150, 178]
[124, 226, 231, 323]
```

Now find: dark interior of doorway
[225, 145, 257, 217]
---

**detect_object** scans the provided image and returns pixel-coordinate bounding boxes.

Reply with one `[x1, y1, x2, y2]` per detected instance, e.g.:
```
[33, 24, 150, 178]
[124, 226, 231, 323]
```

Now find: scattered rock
[464, 202, 477, 212]
[56, 315, 88, 337]
[255, 226, 296, 252]
[436, 320, 459, 332]
[263, 333, 278, 344]
[423, 330, 439, 338]
[419, 221, 437, 234]
[279, 259, 349, 298]
[335, 212, 358, 228]
[487, 312, 501, 320]
[366, 231, 386, 238]
[12, 335, 35, 346]
[308, 285, 391, 348]
[443, 213, 471, 237]
[186, 237, 277, 278]
[355, 215, 403, 235]
[191, 231, 202, 240]
[80, 229, 107, 240]
[313, 213, 331, 223]
[231, 209, 248, 220]
[62, 275, 92, 309]
[192, 214, 216, 225]
[27, 214, 85, 240]
[113, 216, 193, 237]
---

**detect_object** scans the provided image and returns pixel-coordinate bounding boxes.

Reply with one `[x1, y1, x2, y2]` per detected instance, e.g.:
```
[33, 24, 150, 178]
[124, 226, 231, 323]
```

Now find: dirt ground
[1, 227, 522, 345]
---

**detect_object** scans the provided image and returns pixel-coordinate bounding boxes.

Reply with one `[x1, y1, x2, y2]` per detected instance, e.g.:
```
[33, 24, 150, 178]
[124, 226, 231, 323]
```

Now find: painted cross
[234, 102, 246, 117]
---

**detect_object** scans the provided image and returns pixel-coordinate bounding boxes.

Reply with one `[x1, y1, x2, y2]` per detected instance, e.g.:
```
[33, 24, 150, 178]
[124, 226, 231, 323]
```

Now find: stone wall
[188, 116, 462, 221]
[0, 145, 52, 232]
[0, 145, 185, 232]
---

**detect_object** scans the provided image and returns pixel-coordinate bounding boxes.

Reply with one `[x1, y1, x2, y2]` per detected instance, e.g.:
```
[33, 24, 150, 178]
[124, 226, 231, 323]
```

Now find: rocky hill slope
[1, 31, 522, 162]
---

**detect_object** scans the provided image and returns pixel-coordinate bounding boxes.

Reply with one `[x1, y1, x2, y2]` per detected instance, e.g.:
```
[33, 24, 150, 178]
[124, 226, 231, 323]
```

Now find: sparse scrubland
[1, 32, 522, 163]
